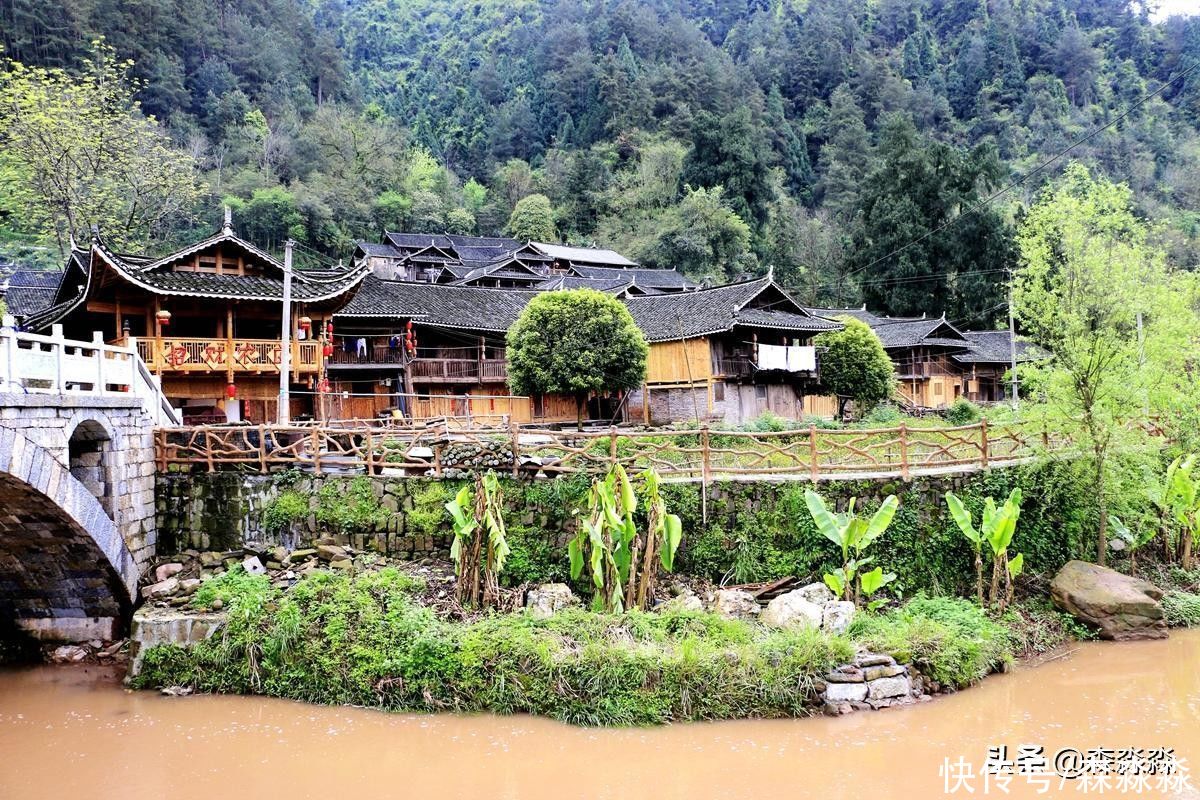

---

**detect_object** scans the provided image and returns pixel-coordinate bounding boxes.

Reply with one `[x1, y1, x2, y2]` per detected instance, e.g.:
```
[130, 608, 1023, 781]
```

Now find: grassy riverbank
[134, 567, 1019, 725]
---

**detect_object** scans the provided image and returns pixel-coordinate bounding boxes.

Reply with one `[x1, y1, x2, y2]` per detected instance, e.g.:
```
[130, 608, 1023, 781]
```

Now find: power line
[830, 61, 1200, 288]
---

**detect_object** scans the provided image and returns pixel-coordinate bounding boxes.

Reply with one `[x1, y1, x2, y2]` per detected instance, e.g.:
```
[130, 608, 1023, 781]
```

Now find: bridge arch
[0, 424, 138, 642]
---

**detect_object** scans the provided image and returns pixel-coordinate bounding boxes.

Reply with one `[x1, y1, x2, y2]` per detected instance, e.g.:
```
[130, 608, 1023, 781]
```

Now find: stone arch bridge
[1, 323, 174, 642]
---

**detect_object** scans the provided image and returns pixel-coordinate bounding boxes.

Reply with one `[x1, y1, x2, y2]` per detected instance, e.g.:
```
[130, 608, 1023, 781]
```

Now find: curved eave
[93, 244, 370, 303]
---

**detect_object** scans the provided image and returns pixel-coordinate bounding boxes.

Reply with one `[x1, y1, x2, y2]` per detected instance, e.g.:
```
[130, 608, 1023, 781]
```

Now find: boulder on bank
[760, 589, 823, 629]
[712, 589, 760, 620]
[525, 583, 577, 619]
[1050, 560, 1167, 641]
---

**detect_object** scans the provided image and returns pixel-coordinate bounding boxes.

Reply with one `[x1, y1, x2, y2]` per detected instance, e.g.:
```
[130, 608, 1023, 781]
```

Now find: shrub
[316, 477, 386, 534]
[263, 490, 308, 535]
[849, 595, 1012, 688]
[1162, 591, 1200, 627]
[945, 398, 982, 426]
[190, 564, 272, 611]
[862, 403, 901, 425]
[743, 410, 791, 432]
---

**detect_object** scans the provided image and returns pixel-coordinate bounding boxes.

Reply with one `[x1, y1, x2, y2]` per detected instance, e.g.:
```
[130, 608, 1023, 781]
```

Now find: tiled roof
[804, 306, 882, 326]
[335, 275, 539, 333]
[535, 276, 633, 293]
[953, 330, 1046, 363]
[0, 268, 63, 318]
[569, 264, 695, 290]
[624, 277, 839, 342]
[531, 241, 638, 267]
[871, 317, 968, 349]
[355, 241, 400, 257]
[457, 258, 546, 285]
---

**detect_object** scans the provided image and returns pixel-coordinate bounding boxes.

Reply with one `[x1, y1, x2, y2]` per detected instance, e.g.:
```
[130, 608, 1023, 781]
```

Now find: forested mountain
[2, 0, 1199, 324]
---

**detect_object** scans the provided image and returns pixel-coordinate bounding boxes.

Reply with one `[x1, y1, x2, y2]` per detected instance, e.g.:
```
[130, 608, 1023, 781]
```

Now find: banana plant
[859, 565, 897, 611]
[944, 488, 1023, 610]
[569, 465, 681, 612]
[1164, 454, 1200, 570]
[445, 471, 510, 608]
[1108, 514, 1156, 575]
[804, 490, 898, 605]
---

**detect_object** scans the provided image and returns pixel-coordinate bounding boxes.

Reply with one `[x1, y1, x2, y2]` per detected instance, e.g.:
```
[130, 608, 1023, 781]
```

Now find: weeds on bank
[849, 595, 1012, 689]
[136, 567, 854, 726]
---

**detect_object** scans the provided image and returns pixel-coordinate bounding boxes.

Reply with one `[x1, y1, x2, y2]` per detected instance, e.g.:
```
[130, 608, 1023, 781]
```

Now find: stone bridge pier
[0, 395, 157, 642]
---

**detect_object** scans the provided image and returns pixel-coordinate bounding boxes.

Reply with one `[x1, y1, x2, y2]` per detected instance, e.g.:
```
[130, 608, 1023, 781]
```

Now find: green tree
[505, 193, 556, 242]
[507, 289, 648, 429]
[813, 318, 895, 419]
[1014, 164, 1171, 566]
[0, 42, 203, 251]
[648, 186, 754, 280]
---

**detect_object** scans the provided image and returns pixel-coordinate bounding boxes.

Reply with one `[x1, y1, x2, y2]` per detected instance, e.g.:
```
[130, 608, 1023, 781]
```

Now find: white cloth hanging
[756, 344, 789, 370]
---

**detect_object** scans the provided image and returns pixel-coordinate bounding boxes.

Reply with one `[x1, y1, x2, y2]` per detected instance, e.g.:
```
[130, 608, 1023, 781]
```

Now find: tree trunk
[1095, 448, 1108, 566]
[989, 555, 1002, 609]
[974, 550, 985, 607]
[575, 393, 585, 432]
[1184, 515, 1194, 571]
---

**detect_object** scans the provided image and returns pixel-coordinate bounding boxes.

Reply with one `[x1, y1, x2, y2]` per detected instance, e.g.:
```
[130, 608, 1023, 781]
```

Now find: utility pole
[1008, 273, 1019, 410]
[278, 239, 294, 424]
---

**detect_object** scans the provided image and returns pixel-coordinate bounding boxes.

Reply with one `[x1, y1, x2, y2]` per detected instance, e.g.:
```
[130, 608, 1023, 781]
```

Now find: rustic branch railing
[155, 419, 1070, 482]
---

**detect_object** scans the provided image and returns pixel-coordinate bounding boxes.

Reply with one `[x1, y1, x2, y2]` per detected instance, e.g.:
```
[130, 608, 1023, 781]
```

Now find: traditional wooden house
[22, 219, 368, 423]
[0, 266, 64, 322]
[952, 331, 1042, 403]
[329, 276, 579, 423]
[623, 277, 840, 425]
[353, 232, 696, 293]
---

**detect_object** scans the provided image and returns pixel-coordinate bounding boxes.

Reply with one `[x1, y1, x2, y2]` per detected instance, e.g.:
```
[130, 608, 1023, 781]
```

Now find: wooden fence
[155, 419, 1070, 482]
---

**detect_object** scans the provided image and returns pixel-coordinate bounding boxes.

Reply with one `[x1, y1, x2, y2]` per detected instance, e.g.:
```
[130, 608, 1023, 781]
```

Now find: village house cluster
[0, 219, 1036, 426]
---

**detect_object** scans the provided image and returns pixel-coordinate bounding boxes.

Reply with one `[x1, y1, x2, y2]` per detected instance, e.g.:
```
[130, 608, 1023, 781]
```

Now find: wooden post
[509, 416, 520, 478]
[365, 429, 375, 475]
[979, 419, 989, 469]
[204, 426, 215, 473]
[311, 426, 322, 476]
[433, 443, 442, 478]
[700, 424, 710, 524]
[899, 422, 910, 481]
[809, 423, 819, 482]
[156, 428, 167, 472]
[609, 426, 618, 468]
[257, 424, 267, 473]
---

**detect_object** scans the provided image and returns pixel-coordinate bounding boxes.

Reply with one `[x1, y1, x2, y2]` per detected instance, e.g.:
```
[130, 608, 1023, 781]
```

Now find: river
[2, 631, 1199, 800]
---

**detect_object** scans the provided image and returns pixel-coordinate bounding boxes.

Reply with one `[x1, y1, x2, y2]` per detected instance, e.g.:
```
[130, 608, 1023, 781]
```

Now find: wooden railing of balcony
[131, 337, 320, 374]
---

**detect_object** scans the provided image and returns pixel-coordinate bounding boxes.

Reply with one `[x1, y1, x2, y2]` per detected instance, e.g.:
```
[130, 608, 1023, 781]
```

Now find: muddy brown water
[2, 631, 1200, 800]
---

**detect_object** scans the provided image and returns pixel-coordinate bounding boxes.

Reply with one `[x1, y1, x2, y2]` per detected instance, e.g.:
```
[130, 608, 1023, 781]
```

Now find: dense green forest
[2, 0, 1199, 324]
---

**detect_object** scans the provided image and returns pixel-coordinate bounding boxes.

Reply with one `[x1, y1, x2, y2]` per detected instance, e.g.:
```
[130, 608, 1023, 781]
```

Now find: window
[755, 385, 768, 400]
[713, 382, 725, 403]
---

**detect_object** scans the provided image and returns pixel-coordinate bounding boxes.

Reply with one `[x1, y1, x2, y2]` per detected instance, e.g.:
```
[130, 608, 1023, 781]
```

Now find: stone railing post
[92, 331, 105, 393]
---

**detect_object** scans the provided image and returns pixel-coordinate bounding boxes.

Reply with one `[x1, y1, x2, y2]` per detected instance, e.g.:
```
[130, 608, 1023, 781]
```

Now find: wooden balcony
[132, 337, 320, 375]
[327, 343, 508, 384]
[410, 357, 507, 384]
[713, 358, 755, 378]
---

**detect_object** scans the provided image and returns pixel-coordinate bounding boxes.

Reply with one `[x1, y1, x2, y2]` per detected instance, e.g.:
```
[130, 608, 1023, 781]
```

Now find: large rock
[867, 674, 910, 700]
[794, 581, 836, 605]
[825, 682, 868, 703]
[713, 589, 760, 620]
[1050, 560, 1167, 641]
[760, 589, 822, 629]
[525, 583, 577, 619]
[141, 577, 180, 600]
[822, 600, 856, 633]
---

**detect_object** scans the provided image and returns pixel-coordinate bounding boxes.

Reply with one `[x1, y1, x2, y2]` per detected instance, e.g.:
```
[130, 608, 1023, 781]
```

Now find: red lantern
[299, 316, 312, 333]
[226, 383, 237, 399]
[326, 321, 334, 337]
[155, 309, 172, 327]
[318, 378, 331, 393]
[323, 343, 334, 358]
